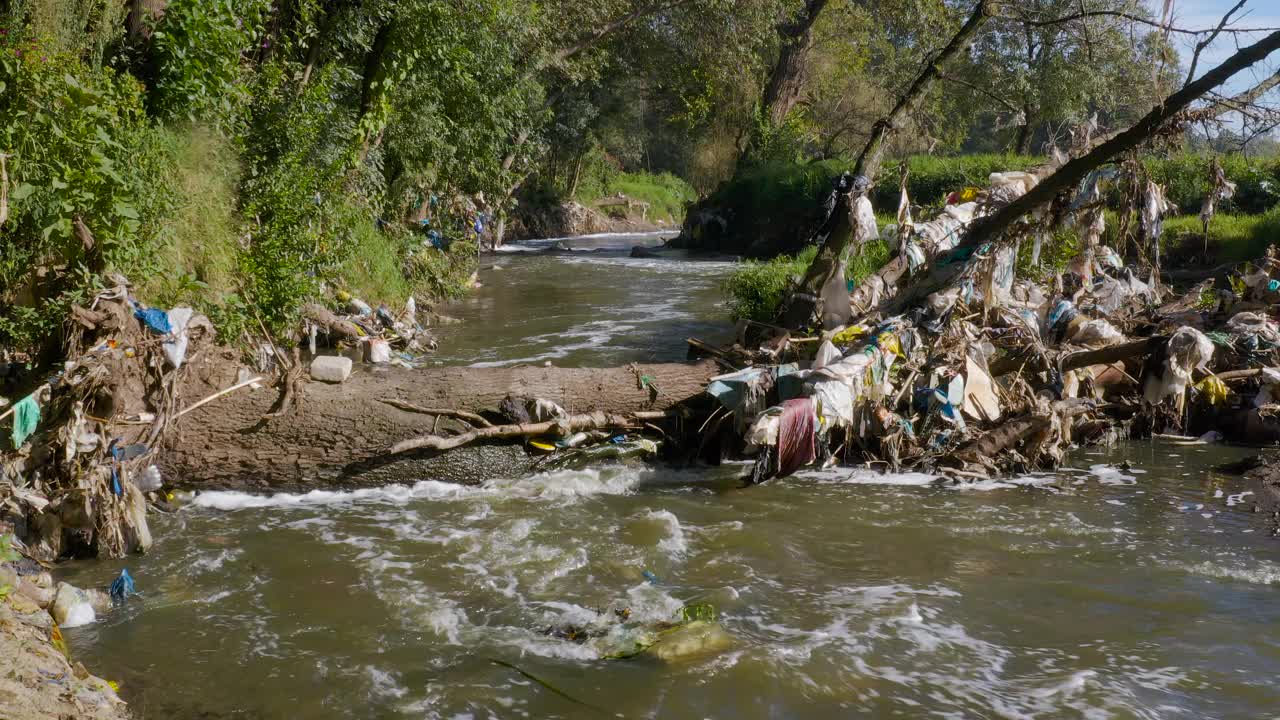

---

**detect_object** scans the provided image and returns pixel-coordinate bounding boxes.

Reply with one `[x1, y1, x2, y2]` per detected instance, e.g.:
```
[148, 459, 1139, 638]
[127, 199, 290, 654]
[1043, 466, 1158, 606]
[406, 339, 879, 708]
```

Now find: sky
[1152, 0, 1280, 94]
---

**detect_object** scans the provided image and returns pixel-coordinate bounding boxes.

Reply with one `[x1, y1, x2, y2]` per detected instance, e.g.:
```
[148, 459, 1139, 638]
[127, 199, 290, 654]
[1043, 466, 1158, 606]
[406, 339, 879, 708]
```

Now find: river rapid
[59, 234, 1280, 719]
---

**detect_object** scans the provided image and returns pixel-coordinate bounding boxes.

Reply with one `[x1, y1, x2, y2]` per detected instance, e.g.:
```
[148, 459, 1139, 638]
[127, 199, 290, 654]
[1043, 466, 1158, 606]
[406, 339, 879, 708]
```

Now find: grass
[138, 125, 242, 307]
[132, 124, 472, 336]
[337, 221, 415, 308]
[1163, 206, 1280, 263]
[722, 240, 892, 323]
[579, 171, 697, 224]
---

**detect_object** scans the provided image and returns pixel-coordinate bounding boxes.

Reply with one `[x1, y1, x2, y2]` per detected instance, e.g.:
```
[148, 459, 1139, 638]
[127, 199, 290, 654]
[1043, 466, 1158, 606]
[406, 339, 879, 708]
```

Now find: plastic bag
[813, 340, 842, 370]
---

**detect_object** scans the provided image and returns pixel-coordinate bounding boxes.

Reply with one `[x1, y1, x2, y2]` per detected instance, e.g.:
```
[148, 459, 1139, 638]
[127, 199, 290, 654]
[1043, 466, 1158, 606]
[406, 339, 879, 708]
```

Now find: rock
[310, 355, 353, 383]
[0, 591, 129, 719]
[51, 583, 96, 628]
[86, 589, 111, 615]
[644, 621, 733, 662]
[16, 578, 53, 609]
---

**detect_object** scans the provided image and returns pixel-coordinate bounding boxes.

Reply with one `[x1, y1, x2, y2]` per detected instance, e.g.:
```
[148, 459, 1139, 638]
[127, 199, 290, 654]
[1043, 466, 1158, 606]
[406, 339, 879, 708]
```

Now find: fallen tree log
[159, 359, 717, 490]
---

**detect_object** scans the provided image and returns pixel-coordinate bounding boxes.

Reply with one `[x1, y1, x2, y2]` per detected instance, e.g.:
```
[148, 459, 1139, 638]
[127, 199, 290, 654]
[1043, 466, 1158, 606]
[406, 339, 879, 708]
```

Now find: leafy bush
[600, 172, 697, 223]
[0, 33, 172, 350]
[876, 154, 1041, 208]
[150, 0, 271, 125]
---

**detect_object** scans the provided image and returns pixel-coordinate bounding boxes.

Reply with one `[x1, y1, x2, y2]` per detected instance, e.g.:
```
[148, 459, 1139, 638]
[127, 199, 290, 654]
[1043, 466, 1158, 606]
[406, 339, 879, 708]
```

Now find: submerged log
[161, 360, 717, 490]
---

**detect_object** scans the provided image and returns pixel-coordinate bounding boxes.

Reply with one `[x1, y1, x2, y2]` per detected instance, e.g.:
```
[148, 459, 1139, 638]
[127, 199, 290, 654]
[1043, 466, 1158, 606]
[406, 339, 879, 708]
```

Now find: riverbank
[0, 574, 128, 720]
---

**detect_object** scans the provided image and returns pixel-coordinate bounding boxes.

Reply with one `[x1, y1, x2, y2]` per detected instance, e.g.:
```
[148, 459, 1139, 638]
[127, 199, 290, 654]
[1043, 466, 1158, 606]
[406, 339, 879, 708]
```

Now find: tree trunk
[761, 0, 829, 127]
[358, 20, 394, 121]
[1014, 115, 1033, 154]
[160, 361, 718, 490]
[126, 0, 167, 39]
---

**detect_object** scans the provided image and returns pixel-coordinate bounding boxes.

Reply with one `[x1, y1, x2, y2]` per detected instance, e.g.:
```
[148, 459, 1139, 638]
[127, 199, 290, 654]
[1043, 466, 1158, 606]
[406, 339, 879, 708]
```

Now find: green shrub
[1144, 155, 1280, 215]
[873, 154, 1042, 209]
[0, 33, 172, 350]
[150, 0, 271, 125]
[139, 125, 242, 306]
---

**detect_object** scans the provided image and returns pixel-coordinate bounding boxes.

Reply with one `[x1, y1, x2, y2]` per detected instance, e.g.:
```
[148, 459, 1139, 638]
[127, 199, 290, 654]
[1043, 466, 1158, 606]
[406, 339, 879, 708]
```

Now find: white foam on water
[952, 474, 1061, 492]
[483, 467, 644, 501]
[364, 666, 408, 700]
[1173, 560, 1280, 586]
[191, 547, 242, 572]
[192, 468, 643, 514]
[1088, 464, 1139, 485]
[801, 468, 938, 486]
[191, 481, 483, 510]
[1030, 670, 1096, 699]
[636, 509, 688, 556]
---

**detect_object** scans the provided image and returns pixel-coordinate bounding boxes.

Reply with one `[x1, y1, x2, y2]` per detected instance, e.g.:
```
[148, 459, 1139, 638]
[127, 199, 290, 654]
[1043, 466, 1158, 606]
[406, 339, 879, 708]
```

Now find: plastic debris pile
[692, 162, 1280, 483]
[0, 279, 216, 560]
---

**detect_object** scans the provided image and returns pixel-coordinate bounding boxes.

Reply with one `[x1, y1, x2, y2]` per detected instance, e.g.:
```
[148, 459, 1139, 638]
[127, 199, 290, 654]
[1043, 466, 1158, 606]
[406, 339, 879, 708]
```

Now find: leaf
[113, 202, 139, 219]
[10, 184, 36, 201]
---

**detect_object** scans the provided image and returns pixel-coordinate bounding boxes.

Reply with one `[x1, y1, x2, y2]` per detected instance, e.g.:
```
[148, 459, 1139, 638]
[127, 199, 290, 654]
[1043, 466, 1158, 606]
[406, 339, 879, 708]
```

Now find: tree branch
[1185, 0, 1248, 87]
[999, 6, 1277, 38]
[871, 28, 1280, 317]
[552, 0, 696, 65]
[939, 72, 1022, 113]
[964, 28, 1280, 253]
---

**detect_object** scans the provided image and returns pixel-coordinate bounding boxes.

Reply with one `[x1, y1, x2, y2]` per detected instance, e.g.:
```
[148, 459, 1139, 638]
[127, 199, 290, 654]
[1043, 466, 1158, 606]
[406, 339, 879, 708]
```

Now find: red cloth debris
[777, 398, 816, 477]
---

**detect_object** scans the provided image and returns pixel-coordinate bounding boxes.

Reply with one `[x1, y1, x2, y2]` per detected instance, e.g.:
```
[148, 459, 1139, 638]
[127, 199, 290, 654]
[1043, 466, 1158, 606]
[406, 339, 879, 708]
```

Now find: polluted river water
[59, 234, 1280, 719]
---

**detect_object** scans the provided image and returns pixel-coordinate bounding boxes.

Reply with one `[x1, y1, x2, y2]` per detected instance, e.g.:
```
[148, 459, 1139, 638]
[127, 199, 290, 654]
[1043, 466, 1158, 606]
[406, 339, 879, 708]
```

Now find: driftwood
[303, 303, 363, 341]
[388, 410, 672, 454]
[377, 398, 493, 427]
[989, 337, 1159, 377]
[952, 400, 1097, 466]
[162, 360, 718, 489]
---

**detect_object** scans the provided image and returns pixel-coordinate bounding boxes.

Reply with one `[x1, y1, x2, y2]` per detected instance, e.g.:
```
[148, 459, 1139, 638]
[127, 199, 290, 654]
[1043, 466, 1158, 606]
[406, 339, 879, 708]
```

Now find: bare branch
[1185, 0, 1249, 86]
[998, 7, 1278, 38]
[939, 72, 1022, 113]
[1190, 69, 1280, 120]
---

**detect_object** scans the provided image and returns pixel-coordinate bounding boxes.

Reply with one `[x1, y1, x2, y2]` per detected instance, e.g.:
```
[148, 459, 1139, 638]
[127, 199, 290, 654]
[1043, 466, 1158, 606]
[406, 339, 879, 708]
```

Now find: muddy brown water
[59, 234, 1280, 719]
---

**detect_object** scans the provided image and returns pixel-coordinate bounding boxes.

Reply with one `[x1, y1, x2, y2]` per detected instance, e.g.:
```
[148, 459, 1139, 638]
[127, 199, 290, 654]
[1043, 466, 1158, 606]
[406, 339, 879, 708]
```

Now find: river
[59, 234, 1280, 719]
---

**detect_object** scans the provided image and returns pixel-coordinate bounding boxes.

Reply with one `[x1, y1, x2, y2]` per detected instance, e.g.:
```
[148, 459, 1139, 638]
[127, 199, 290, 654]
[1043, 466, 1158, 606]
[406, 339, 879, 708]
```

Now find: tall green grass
[600, 172, 697, 223]
[140, 125, 242, 306]
[722, 241, 892, 323]
[1163, 206, 1280, 262]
